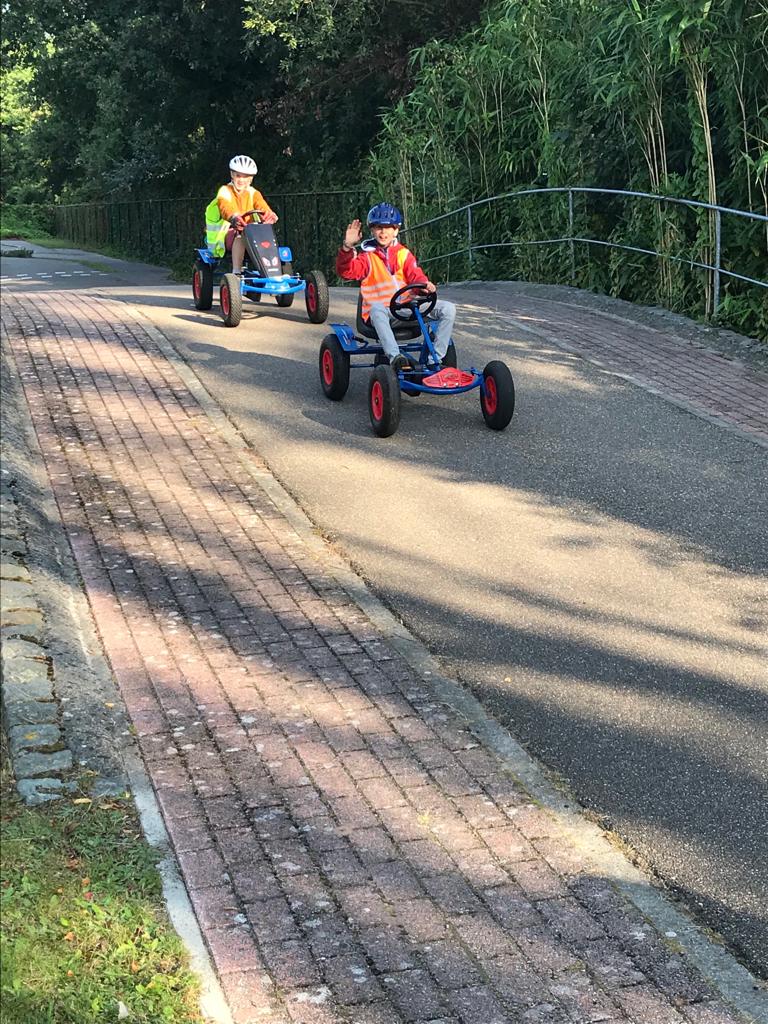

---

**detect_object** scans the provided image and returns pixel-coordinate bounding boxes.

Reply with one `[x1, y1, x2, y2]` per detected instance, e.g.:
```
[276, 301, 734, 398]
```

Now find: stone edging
[1, 342, 75, 803]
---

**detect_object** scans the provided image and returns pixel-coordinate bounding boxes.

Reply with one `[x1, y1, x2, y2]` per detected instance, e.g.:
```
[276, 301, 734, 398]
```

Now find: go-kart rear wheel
[368, 365, 401, 437]
[276, 260, 295, 307]
[480, 360, 515, 430]
[319, 335, 350, 401]
[220, 273, 243, 328]
[305, 270, 330, 324]
[192, 263, 213, 310]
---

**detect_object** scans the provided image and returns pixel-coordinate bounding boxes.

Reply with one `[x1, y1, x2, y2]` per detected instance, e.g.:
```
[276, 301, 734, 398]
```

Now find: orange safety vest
[360, 246, 411, 319]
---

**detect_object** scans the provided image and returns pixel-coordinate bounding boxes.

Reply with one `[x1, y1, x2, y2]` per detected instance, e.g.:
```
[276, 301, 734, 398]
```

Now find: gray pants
[368, 300, 456, 361]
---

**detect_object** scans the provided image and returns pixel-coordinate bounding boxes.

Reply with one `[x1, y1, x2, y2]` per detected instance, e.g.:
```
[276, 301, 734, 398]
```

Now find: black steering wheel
[390, 283, 437, 321]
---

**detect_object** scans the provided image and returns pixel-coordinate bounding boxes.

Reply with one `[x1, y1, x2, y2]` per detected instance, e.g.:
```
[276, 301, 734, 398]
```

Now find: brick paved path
[456, 286, 768, 448]
[3, 290, 755, 1023]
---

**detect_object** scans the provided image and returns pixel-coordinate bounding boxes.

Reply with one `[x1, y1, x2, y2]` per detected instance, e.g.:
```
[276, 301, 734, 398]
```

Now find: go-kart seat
[356, 294, 423, 342]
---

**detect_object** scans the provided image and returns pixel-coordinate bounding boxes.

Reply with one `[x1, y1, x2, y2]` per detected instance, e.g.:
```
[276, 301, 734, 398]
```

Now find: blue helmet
[367, 202, 403, 227]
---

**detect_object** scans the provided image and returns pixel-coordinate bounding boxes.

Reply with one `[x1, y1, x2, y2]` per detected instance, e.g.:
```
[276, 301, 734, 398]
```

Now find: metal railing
[402, 187, 768, 320]
[51, 190, 369, 276]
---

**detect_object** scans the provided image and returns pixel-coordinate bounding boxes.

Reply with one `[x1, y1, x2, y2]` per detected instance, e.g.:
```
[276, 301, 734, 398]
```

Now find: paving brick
[516, 926, 585, 974]
[206, 926, 265, 974]
[260, 939, 322, 989]
[452, 794, 508, 830]
[381, 969, 447, 1021]
[509, 857, 569, 900]
[220, 970, 285, 1024]
[370, 861, 425, 901]
[245, 896, 301, 943]
[322, 954, 384, 1004]
[482, 885, 541, 930]
[343, 1003, 404, 1024]
[318, 847, 367, 888]
[358, 925, 419, 972]
[340, 749, 390, 780]
[177, 847, 228, 888]
[446, 985, 508, 1024]
[229, 863, 282, 904]
[537, 896, 608, 945]
[304, 911, 358, 958]
[420, 940, 482, 989]
[451, 913, 516, 959]
[188, 884, 244, 930]
[395, 899, 449, 942]
[347, 826, 399, 865]
[357, 776, 407, 809]
[421, 873, 483, 915]
[338, 886, 394, 928]
[549, 968, 623, 1022]
[449, 848, 509, 888]
[285, 988, 342, 1024]
[613, 984, 688, 1023]
[483, 952, 550, 1008]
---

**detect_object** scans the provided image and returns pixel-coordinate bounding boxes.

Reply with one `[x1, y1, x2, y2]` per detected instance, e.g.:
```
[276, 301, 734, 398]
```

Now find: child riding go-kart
[193, 214, 330, 328]
[319, 283, 515, 437]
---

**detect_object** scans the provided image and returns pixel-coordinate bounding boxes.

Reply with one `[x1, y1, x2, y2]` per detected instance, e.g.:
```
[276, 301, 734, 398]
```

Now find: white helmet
[229, 154, 257, 175]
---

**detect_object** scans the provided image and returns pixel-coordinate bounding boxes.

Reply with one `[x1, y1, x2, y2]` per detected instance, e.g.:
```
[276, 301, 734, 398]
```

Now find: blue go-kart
[192, 215, 329, 327]
[319, 283, 515, 437]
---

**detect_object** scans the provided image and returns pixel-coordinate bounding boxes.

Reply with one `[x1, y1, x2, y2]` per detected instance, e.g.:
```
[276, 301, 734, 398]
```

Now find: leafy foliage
[367, 0, 767, 336]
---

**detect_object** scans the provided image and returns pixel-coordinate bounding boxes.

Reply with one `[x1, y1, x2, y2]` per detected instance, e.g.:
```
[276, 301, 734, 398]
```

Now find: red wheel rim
[221, 284, 230, 317]
[193, 271, 201, 300]
[307, 282, 316, 312]
[483, 376, 498, 414]
[370, 380, 384, 420]
[322, 349, 334, 386]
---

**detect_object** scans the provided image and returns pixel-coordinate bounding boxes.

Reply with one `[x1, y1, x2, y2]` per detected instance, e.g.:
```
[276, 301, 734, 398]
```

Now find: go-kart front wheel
[480, 360, 515, 430]
[319, 335, 350, 401]
[220, 274, 243, 327]
[368, 365, 401, 437]
[275, 260, 295, 307]
[192, 263, 213, 310]
[305, 270, 330, 324]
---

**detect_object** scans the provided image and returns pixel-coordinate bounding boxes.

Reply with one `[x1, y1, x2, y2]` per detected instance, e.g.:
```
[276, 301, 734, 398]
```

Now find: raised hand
[344, 220, 362, 248]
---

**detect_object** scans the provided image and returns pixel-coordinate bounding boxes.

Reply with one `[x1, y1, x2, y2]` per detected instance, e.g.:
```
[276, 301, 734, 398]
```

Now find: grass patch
[2, 246, 34, 258]
[0, 750, 202, 1023]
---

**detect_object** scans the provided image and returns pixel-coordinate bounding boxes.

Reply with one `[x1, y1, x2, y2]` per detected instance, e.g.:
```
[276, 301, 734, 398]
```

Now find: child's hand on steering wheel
[261, 210, 278, 224]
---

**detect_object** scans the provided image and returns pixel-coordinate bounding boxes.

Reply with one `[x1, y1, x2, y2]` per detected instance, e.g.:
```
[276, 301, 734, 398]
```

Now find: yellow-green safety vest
[205, 197, 229, 257]
[204, 186, 262, 256]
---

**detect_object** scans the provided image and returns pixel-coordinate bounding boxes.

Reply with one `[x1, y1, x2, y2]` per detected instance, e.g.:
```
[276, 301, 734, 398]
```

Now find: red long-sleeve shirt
[336, 241, 429, 286]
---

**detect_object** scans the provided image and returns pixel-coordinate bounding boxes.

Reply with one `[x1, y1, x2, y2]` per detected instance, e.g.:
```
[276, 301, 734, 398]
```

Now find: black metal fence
[51, 192, 369, 277]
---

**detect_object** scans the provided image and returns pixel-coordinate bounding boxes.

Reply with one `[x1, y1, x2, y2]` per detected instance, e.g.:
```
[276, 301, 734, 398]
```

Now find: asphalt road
[3, 244, 767, 978]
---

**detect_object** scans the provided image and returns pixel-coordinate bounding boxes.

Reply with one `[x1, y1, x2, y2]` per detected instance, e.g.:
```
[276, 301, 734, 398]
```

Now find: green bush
[1, 203, 56, 240]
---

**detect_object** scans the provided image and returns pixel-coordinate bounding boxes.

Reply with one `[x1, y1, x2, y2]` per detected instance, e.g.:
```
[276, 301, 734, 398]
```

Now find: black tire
[480, 360, 515, 430]
[192, 263, 213, 310]
[319, 335, 350, 400]
[305, 270, 330, 324]
[368, 364, 401, 437]
[220, 273, 243, 327]
[276, 260, 295, 307]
